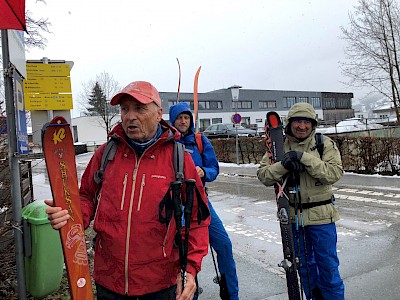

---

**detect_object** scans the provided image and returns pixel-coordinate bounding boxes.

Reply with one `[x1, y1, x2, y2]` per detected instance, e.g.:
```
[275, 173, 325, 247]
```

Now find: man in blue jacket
[169, 102, 239, 300]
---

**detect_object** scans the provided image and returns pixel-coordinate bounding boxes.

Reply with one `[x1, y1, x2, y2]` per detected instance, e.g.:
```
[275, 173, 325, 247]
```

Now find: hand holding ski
[264, 112, 301, 300]
[42, 116, 93, 300]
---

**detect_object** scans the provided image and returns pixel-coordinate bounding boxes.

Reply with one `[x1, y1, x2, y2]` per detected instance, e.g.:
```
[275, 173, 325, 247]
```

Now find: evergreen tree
[84, 79, 119, 136]
[86, 82, 107, 117]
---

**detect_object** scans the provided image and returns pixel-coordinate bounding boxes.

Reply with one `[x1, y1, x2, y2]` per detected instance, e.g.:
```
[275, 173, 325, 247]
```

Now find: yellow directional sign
[24, 77, 72, 94]
[24, 93, 73, 110]
[26, 63, 71, 77]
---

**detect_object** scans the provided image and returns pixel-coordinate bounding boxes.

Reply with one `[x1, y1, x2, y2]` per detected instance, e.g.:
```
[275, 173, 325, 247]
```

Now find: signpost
[24, 59, 74, 145]
[24, 63, 73, 110]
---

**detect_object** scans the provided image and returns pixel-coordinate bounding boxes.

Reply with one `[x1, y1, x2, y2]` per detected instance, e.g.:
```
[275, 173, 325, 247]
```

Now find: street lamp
[228, 85, 242, 165]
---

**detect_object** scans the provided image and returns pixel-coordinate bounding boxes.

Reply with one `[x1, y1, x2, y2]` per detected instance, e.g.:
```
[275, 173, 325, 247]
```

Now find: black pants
[96, 283, 177, 300]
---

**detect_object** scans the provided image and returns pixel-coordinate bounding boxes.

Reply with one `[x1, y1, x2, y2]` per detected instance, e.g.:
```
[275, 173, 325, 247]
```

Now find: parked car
[202, 123, 257, 138]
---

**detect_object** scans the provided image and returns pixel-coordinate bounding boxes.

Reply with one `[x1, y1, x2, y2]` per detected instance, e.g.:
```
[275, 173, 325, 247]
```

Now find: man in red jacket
[46, 81, 210, 300]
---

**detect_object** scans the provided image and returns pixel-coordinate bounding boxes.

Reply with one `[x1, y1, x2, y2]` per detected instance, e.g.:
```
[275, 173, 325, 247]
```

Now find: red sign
[0, 0, 26, 31]
[232, 113, 242, 124]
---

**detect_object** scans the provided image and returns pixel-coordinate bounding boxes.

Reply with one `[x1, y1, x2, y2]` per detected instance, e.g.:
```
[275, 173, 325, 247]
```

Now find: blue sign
[14, 70, 29, 155]
[232, 113, 242, 124]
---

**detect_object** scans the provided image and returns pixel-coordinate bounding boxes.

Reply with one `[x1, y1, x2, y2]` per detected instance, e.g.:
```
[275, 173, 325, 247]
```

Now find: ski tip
[266, 112, 280, 128]
[49, 116, 69, 125]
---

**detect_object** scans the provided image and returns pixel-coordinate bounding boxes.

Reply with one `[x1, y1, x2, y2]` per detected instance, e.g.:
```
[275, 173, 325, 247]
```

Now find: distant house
[71, 115, 119, 147]
[372, 102, 398, 125]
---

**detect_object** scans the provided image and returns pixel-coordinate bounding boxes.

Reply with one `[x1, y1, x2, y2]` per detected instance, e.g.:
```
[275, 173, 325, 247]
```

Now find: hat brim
[110, 92, 155, 106]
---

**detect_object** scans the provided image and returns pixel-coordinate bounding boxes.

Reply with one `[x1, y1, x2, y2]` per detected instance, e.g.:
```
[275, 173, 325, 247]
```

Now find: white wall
[71, 115, 119, 146]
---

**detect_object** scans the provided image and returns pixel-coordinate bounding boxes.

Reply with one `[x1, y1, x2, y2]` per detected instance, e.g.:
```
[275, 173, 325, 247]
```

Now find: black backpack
[314, 132, 324, 159]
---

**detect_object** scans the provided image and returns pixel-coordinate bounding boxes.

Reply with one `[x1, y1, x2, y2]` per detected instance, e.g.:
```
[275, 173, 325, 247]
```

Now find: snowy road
[202, 167, 400, 299]
[30, 156, 400, 299]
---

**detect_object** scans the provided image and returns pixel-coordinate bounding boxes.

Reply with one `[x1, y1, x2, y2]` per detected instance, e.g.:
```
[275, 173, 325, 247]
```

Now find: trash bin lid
[22, 201, 50, 225]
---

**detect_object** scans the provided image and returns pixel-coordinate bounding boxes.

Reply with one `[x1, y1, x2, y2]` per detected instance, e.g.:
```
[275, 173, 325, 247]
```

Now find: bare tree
[80, 72, 121, 137]
[340, 0, 400, 124]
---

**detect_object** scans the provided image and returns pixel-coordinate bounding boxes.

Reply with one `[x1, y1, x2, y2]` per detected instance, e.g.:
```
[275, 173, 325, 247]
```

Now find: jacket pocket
[308, 204, 336, 221]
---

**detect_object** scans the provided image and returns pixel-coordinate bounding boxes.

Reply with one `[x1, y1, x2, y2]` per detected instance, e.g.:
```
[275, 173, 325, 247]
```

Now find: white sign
[8, 30, 27, 78]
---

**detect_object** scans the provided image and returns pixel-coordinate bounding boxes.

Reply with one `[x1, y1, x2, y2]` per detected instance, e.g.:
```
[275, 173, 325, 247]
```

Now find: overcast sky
[25, 0, 366, 115]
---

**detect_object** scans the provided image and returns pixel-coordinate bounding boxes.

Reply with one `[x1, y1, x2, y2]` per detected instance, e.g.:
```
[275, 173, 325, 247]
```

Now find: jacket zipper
[137, 174, 146, 211]
[120, 173, 128, 210]
[124, 161, 139, 294]
[93, 191, 102, 224]
[162, 221, 173, 257]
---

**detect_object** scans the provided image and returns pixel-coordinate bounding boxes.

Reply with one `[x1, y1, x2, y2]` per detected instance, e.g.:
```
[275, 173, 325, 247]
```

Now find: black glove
[281, 151, 304, 172]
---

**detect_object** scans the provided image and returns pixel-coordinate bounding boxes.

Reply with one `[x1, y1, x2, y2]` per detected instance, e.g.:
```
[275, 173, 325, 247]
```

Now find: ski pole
[183, 179, 196, 288]
[294, 172, 312, 299]
[171, 180, 185, 286]
[210, 246, 230, 300]
[289, 175, 304, 300]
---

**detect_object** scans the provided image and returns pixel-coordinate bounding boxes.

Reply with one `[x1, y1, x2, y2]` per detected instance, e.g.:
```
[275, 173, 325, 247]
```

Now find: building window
[198, 101, 223, 110]
[311, 97, 321, 107]
[284, 97, 296, 107]
[200, 119, 210, 131]
[259, 101, 276, 108]
[212, 118, 222, 124]
[232, 101, 252, 109]
[297, 97, 308, 103]
[324, 98, 336, 109]
[73, 126, 78, 142]
[168, 100, 176, 108]
[337, 98, 351, 109]
[210, 101, 223, 109]
[167, 100, 194, 110]
[242, 117, 250, 126]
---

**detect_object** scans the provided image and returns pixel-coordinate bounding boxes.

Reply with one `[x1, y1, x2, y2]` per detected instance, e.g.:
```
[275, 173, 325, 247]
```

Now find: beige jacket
[257, 130, 343, 226]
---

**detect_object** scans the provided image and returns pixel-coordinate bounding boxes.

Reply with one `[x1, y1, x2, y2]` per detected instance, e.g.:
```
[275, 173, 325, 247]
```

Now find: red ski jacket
[79, 121, 210, 296]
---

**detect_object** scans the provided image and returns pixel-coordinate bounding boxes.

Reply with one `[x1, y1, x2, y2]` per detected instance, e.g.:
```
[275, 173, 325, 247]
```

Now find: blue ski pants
[208, 200, 239, 300]
[292, 223, 345, 300]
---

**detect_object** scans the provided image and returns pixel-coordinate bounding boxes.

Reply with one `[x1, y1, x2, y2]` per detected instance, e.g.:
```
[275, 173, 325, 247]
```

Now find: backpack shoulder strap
[173, 141, 185, 183]
[194, 133, 204, 154]
[315, 132, 324, 159]
[94, 137, 119, 185]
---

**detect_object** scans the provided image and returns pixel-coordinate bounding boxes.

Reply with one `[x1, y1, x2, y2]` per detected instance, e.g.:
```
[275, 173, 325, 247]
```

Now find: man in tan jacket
[257, 103, 345, 300]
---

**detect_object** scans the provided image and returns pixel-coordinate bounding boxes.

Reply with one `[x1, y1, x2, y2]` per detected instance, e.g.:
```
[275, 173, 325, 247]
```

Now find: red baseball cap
[110, 81, 162, 107]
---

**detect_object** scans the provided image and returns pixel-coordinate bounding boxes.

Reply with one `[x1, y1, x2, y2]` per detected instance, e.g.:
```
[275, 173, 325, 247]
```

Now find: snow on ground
[317, 118, 383, 134]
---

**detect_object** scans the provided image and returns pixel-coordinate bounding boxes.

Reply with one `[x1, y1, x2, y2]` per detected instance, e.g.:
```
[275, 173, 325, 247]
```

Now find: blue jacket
[169, 102, 219, 185]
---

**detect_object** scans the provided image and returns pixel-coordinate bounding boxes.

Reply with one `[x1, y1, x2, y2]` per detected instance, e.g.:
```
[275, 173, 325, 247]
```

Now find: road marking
[333, 187, 400, 198]
[335, 193, 400, 206]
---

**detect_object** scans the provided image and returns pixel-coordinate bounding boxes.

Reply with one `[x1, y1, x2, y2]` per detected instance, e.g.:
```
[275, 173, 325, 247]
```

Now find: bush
[210, 136, 400, 176]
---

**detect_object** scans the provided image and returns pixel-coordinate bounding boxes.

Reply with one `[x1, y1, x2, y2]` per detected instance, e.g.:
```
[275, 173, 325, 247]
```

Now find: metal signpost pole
[235, 106, 239, 165]
[228, 85, 242, 165]
[1, 29, 27, 299]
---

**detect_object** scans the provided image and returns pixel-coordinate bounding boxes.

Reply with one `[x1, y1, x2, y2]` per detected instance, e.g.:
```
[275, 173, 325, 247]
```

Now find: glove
[281, 151, 304, 172]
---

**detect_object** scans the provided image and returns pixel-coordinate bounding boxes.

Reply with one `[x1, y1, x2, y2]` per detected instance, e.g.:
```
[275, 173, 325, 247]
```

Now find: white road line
[335, 193, 400, 206]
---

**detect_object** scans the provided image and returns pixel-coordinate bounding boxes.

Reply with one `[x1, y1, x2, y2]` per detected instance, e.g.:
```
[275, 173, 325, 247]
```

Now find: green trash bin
[22, 201, 64, 298]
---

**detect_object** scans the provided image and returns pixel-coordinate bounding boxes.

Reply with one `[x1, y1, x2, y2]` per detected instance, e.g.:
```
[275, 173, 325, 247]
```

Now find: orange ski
[42, 116, 93, 300]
